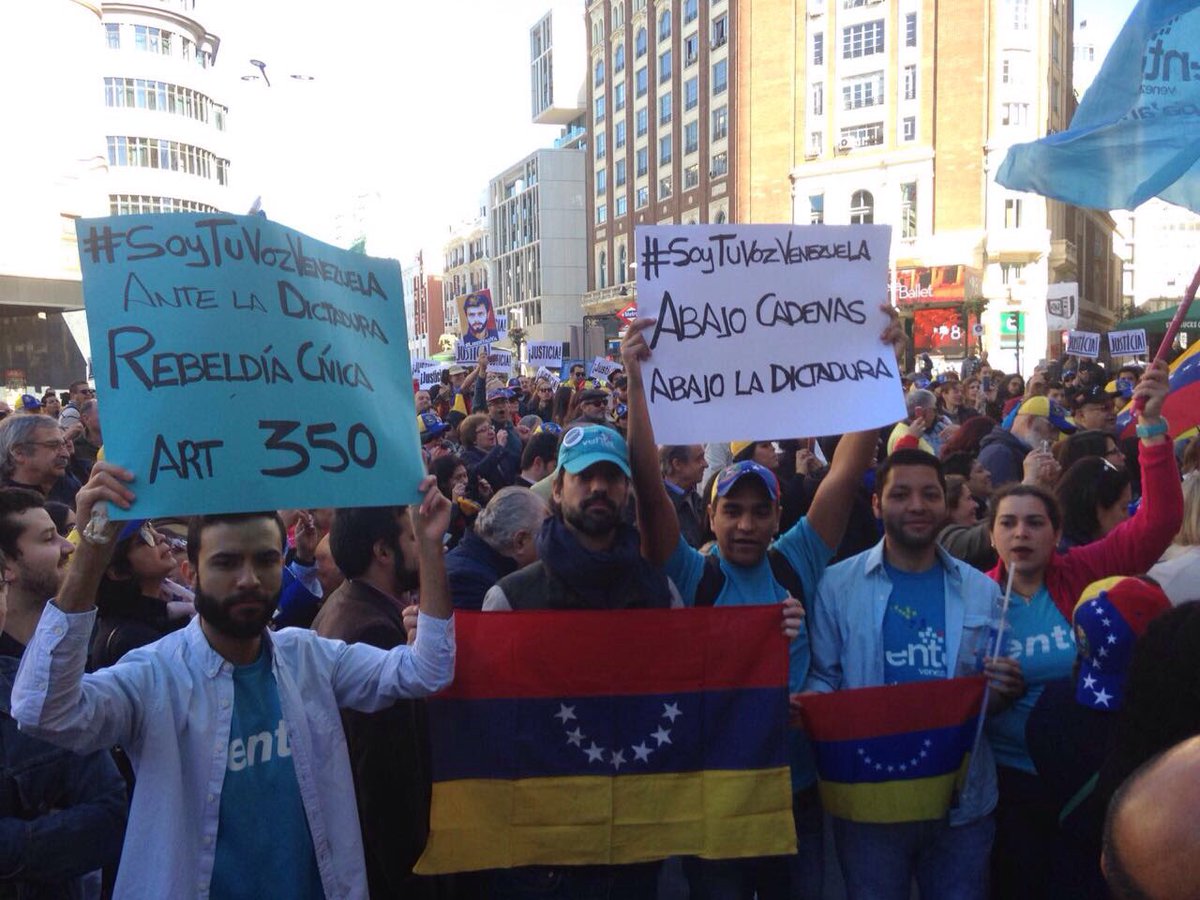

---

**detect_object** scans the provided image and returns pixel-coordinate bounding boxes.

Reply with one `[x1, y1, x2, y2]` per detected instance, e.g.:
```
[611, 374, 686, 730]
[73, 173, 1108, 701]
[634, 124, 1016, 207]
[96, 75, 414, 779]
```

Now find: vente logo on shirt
[227, 720, 292, 772]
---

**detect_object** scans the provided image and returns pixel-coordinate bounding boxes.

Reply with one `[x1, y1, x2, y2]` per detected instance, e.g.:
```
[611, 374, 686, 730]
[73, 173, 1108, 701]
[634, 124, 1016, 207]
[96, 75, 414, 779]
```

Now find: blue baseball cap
[710, 460, 780, 505]
[1017, 395, 1077, 434]
[486, 387, 514, 403]
[417, 412, 449, 442]
[557, 425, 630, 478]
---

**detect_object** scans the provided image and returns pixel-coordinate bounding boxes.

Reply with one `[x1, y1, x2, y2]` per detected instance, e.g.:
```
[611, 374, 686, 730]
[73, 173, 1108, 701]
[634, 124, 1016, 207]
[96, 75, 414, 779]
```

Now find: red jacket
[986, 439, 1183, 621]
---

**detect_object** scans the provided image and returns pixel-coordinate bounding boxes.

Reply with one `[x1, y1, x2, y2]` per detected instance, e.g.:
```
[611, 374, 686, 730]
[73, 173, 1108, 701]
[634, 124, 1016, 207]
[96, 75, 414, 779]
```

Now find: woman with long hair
[1055, 456, 1133, 550]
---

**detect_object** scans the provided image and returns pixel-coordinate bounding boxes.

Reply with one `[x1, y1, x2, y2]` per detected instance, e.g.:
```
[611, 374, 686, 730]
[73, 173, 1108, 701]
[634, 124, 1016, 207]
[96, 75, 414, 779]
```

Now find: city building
[488, 148, 589, 353]
[443, 214, 492, 339]
[580, 0, 735, 352]
[403, 252, 445, 360]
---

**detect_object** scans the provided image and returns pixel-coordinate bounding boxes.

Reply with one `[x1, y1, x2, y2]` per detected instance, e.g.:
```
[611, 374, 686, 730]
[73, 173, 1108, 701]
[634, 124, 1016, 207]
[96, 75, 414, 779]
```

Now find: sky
[208, 0, 1142, 271]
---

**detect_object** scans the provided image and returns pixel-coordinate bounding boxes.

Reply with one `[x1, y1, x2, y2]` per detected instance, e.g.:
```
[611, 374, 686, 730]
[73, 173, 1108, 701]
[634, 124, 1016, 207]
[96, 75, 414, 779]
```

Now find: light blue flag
[996, 0, 1200, 212]
[77, 214, 423, 517]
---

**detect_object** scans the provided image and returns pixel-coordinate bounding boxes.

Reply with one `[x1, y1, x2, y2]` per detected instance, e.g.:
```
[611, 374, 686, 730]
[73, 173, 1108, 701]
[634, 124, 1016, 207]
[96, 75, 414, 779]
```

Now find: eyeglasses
[21, 439, 69, 452]
[79, 389, 95, 396]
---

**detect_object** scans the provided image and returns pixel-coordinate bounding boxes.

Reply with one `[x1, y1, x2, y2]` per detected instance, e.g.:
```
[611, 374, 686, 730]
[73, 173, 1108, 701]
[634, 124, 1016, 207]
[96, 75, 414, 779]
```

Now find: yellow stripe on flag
[816, 755, 972, 824]
[415, 767, 795, 874]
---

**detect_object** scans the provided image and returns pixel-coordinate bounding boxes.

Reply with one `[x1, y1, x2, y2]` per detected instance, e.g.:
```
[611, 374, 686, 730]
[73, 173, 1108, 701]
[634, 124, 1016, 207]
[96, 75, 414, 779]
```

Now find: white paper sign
[535, 365, 559, 386]
[417, 367, 444, 389]
[634, 223, 905, 444]
[456, 340, 493, 364]
[1107, 328, 1147, 357]
[1046, 282, 1079, 331]
[590, 357, 623, 381]
[495, 314, 508, 340]
[526, 341, 563, 368]
[487, 349, 513, 376]
[1067, 331, 1102, 358]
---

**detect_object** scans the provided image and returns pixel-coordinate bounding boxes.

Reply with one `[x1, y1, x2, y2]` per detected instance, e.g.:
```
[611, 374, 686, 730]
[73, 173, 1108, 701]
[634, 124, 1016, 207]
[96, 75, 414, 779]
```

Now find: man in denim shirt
[0, 489, 127, 898]
[12, 462, 456, 899]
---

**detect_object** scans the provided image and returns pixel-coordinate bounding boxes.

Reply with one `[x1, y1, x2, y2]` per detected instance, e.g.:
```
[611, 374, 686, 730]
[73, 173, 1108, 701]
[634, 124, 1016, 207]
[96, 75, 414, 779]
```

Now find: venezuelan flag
[1116, 340, 1200, 439]
[797, 677, 985, 824]
[414, 607, 795, 874]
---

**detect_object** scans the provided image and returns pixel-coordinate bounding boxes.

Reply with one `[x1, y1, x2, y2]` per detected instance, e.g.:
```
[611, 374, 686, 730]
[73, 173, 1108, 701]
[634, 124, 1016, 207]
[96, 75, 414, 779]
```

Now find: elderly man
[445, 486, 549, 610]
[976, 396, 1076, 488]
[0, 413, 81, 507]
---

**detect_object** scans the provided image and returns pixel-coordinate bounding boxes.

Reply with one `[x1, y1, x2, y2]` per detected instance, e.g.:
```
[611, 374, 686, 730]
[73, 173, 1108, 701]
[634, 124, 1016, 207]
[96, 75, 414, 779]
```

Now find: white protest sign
[526, 341, 563, 369]
[1067, 331, 1102, 358]
[414, 363, 445, 390]
[535, 365, 559, 385]
[456, 340, 492, 364]
[495, 313, 508, 340]
[487, 349, 513, 376]
[1046, 282, 1079, 331]
[634, 224, 904, 444]
[1107, 328, 1147, 357]
[590, 357, 623, 382]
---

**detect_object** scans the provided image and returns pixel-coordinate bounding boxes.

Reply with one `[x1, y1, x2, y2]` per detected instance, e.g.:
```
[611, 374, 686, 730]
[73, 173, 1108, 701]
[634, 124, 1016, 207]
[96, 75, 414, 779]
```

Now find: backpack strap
[693, 554, 727, 607]
[767, 548, 807, 608]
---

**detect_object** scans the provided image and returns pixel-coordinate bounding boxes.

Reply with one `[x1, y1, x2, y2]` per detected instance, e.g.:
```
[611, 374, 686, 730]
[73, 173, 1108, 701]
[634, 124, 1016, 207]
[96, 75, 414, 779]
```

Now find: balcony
[1049, 238, 1077, 274]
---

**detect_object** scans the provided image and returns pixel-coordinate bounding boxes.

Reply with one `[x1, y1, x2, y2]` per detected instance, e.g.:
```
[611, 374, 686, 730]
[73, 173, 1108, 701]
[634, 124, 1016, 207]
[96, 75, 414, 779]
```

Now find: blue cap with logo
[557, 425, 630, 478]
[710, 460, 780, 504]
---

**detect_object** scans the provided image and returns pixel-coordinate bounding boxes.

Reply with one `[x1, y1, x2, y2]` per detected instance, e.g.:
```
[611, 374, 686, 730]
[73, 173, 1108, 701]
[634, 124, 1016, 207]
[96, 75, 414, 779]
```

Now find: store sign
[892, 266, 983, 305]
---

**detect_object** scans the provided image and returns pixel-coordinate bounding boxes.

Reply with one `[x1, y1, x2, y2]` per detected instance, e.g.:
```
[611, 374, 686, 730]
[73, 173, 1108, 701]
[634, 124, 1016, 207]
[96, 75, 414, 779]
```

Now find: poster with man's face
[456, 289, 506, 345]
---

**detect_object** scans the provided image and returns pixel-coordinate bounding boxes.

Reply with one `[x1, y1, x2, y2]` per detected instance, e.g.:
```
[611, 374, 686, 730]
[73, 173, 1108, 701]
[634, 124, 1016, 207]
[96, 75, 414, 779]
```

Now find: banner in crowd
[535, 365, 559, 386]
[455, 340, 491, 364]
[1067, 331, 1102, 358]
[487, 349, 513, 376]
[590, 356, 623, 382]
[455, 289, 506, 345]
[415, 607, 795, 874]
[75, 214, 423, 516]
[797, 677, 986, 824]
[526, 341, 563, 369]
[1046, 282, 1080, 331]
[633, 224, 905, 444]
[1116, 338, 1200, 439]
[412, 360, 444, 390]
[997, 0, 1200, 215]
[1107, 328, 1148, 357]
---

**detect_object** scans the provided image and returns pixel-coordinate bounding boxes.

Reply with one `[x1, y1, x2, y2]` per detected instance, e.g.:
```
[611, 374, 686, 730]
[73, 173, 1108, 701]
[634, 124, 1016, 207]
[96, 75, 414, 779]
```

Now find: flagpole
[1131, 261, 1200, 415]
[968, 563, 1015, 763]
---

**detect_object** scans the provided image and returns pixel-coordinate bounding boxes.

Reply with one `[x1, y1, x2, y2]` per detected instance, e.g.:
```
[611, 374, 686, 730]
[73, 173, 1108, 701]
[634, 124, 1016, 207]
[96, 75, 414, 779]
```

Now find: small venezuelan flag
[414, 607, 796, 874]
[797, 677, 986, 825]
[1116, 339, 1200, 439]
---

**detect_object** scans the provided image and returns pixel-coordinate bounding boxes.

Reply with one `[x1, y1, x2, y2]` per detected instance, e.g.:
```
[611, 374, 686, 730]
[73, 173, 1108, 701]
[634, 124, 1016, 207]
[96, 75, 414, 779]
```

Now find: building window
[636, 107, 648, 136]
[660, 134, 673, 163]
[812, 82, 824, 115]
[102, 77, 228, 130]
[713, 59, 728, 94]
[904, 65, 917, 100]
[660, 91, 673, 123]
[595, 94, 607, 122]
[597, 204, 608, 225]
[596, 130, 607, 158]
[616, 159, 627, 185]
[712, 105, 728, 140]
[660, 49, 672, 82]
[809, 131, 823, 155]
[840, 122, 884, 147]
[637, 185, 650, 208]
[636, 66, 648, 97]
[615, 82, 626, 111]
[612, 2, 625, 29]
[1002, 59, 1011, 83]
[809, 194, 824, 224]
[595, 58, 605, 85]
[597, 168, 608, 194]
[903, 116, 916, 141]
[813, 31, 824, 65]
[842, 20, 884, 59]
[636, 27, 648, 57]
[685, 76, 699, 109]
[615, 44, 626, 73]
[685, 120, 699, 153]
[109, 194, 219, 215]
[900, 182, 917, 238]
[1001, 102, 1029, 125]
[1005, 197, 1023, 228]
[637, 146, 649, 176]
[713, 14, 728, 46]
[616, 195, 628, 216]
[599, 250, 608, 287]
[105, 23, 120, 48]
[685, 33, 699, 66]
[106, 135, 227, 181]
[850, 189, 874, 224]
[684, 0, 698, 23]
[1000, 262, 1024, 284]
[842, 71, 884, 109]
[685, 164, 700, 188]
[711, 151, 728, 176]
[660, 175, 673, 197]
[1008, 0, 1029, 30]
[905, 13, 917, 47]
[616, 120, 626, 148]
[659, 9, 672, 39]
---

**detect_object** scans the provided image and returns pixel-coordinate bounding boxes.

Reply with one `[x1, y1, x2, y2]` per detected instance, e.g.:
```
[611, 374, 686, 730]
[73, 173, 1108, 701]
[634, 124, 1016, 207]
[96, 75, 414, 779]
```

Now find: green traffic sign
[999, 312, 1025, 335]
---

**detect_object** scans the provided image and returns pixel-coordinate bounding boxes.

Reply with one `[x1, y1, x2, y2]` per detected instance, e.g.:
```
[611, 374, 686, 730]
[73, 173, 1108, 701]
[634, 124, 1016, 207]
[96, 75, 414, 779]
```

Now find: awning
[1119, 302, 1200, 332]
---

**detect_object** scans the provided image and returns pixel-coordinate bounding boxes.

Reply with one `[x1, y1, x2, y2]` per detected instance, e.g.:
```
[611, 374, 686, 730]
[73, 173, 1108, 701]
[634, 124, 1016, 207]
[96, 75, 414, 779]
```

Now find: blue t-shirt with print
[667, 516, 834, 790]
[985, 586, 1077, 773]
[881, 560, 948, 684]
[210, 648, 325, 899]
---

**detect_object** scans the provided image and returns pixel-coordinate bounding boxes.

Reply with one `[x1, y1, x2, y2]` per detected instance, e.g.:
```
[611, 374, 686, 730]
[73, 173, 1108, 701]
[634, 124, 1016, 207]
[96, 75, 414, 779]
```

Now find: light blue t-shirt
[881, 561, 948, 684]
[211, 649, 325, 899]
[985, 586, 1077, 773]
[667, 517, 834, 790]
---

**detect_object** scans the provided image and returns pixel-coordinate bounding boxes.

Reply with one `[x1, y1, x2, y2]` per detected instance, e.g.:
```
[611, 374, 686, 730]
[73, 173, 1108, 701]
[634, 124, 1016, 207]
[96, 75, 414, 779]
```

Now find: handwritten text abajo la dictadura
[638, 231, 872, 279]
[78, 217, 389, 301]
[649, 356, 896, 405]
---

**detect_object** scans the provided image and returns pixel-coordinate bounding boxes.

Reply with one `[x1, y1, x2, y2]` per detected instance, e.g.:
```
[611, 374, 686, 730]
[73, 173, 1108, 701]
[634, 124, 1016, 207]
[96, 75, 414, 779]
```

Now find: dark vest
[498, 560, 672, 611]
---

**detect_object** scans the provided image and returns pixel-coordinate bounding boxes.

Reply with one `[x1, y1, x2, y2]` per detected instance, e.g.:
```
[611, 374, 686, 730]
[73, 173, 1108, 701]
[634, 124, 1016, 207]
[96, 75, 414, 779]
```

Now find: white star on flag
[1093, 688, 1113, 707]
[555, 704, 577, 724]
[1101, 617, 1111, 627]
[584, 742, 605, 763]
[662, 702, 683, 722]
[632, 742, 653, 762]
[610, 749, 627, 771]
[1098, 647, 1108, 658]
[1107, 634, 1117, 644]
[565, 728, 585, 747]
[651, 726, 672, 746]
[1083, 674, 1097, 690]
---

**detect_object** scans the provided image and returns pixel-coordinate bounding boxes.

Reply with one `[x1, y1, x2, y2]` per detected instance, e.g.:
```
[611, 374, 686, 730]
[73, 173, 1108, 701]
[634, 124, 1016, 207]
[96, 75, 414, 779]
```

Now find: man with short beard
[12, 461, 456, 899]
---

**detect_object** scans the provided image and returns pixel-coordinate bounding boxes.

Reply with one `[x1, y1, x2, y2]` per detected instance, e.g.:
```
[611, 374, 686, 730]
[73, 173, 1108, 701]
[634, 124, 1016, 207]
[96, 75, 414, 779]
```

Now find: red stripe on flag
[798, 677, 986, 742]
[440, 607, 787, 699]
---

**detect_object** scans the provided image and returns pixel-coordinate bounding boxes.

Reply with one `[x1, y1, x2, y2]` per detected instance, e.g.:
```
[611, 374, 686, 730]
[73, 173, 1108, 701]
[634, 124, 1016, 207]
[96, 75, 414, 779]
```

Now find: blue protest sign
[76, 214, 423, 517]
[996, 0, 1200, 212]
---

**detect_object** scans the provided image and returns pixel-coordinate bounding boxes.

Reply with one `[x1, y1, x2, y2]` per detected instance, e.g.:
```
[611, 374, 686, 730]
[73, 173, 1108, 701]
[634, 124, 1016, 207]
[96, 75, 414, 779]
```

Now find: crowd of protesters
[1, 319, 1199, 900]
